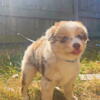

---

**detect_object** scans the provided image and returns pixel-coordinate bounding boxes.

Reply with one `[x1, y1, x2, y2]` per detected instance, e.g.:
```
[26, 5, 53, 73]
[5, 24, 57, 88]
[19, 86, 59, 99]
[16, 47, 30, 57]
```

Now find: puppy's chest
[58, 62, 80, 77]
[46, 62, 80, 85]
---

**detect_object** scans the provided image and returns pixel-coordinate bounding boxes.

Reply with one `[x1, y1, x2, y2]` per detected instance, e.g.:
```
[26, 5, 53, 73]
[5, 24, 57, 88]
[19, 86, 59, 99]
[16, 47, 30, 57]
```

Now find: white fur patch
[63, 21, 78, 29]
[71, 38, 81, 45]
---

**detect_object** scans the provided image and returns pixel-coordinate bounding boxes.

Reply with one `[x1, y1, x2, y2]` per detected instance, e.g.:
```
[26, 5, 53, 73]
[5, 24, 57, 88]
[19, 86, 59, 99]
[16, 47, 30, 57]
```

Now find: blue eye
[77, 34, 87, 41]
[60, 36, 68, 43]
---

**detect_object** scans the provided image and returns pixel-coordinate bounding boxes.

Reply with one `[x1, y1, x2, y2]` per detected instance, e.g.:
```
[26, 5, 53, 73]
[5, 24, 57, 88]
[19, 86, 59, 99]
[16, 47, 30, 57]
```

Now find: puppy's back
[21, 36, 47, 71]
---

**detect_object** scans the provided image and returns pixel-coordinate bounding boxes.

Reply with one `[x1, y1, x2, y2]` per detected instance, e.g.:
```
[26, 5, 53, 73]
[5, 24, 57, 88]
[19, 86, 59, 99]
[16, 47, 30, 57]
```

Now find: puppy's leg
[41, 78, 54, 100]
[21, 64, 37, 100]
[63, 80, 78, 100]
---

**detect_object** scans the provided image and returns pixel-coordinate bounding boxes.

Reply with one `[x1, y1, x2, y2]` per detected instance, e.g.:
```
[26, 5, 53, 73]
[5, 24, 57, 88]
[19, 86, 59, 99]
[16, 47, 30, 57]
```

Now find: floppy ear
[45, 26, 55, 38]
[76, 21, 88, 33]
[54, 22, 60, 26]
[45, 21, 61, 38]
[45, 23, 57, 38]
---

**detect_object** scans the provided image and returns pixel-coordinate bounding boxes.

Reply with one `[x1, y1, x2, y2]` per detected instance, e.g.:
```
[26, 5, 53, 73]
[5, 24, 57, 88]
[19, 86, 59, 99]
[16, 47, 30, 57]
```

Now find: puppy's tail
[17, 33, 35, 43]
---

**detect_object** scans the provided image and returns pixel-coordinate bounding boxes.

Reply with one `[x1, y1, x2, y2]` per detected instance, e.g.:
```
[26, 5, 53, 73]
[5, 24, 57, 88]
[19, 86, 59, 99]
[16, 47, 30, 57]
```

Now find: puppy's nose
[73, 43, 80, 49]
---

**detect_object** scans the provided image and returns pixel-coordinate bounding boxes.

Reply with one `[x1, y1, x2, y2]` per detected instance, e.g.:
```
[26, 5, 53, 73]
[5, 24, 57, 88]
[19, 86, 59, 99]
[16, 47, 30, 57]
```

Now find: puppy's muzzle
[73, 43, 80, 49]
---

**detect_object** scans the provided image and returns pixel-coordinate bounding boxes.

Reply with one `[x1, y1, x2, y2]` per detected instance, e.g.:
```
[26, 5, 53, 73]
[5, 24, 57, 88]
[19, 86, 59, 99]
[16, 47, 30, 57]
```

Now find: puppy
[21, 21, 88, 100]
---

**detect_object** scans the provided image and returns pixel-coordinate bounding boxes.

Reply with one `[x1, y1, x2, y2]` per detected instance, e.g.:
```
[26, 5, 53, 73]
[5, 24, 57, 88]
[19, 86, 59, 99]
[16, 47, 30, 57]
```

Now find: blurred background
[0, 0, 100, 48]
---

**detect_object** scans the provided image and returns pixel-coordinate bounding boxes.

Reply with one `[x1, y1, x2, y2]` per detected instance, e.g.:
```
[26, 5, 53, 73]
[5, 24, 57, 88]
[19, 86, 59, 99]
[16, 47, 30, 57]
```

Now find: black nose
[73, 43, 80, 49]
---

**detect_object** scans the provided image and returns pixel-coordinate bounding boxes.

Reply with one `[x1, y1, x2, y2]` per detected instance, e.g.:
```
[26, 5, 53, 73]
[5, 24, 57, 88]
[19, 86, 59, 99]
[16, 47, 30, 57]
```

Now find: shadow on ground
[30, 89, 66, 100]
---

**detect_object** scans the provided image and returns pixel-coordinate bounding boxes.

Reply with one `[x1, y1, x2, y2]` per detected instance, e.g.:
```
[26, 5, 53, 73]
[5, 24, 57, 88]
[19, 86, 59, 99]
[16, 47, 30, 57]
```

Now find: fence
[0, 0, 100, 49]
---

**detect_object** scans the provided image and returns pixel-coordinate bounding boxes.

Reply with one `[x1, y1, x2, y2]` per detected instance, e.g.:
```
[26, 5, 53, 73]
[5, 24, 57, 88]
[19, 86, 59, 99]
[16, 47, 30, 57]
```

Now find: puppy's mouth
[71, 49, 82, 55]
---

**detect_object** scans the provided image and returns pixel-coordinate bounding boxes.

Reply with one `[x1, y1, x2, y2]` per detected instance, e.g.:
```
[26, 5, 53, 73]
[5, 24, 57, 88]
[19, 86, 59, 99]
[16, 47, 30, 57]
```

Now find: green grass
[0, 40, 100, 100]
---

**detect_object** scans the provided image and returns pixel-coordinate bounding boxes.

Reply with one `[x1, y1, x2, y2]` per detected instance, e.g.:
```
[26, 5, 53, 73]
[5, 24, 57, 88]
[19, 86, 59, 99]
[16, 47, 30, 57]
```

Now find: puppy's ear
[54, 22, 60, 27]
[54, 21, 66, 27]
[45, 21, 62, 39]
[45, 25, 57, 39]
[76, 21, 88, 34]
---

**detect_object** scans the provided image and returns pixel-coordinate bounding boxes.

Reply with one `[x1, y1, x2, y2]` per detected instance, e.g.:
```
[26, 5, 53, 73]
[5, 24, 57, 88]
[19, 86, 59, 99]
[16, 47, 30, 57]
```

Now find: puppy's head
[46, 21, 88, 60]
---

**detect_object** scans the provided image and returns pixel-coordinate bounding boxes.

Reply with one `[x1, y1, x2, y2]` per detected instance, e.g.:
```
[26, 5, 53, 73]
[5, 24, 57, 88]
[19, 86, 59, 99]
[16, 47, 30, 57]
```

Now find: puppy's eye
[77, 34, 87, 41]
[60, 36, 68, 43]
